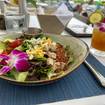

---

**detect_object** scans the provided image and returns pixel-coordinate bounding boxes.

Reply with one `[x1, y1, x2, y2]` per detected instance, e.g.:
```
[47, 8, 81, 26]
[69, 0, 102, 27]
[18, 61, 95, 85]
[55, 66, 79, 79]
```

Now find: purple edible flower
[14, 59, 30, 72]
[0, 66, 11, 75]
[0, 50, 30, 75]
[99, 27, 105, 32]
[99, 23, 105, 32]
[11, 50, 28, 59]
[0, 54, 10, 60]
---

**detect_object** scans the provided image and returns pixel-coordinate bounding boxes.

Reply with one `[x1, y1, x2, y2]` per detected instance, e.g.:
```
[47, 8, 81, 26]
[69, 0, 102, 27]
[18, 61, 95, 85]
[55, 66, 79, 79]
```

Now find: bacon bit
[56, 44, 68, 63]
[6, 47, 14, 54]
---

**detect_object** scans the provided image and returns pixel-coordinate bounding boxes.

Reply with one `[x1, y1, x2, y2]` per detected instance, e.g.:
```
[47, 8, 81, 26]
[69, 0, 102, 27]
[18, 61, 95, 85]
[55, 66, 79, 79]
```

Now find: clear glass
[90, 23, 105, 56]
[5, 3, 27, 33]
[27, 3, 36, 15]
[5, 14, 26, 32]
[38, 0, 61, 14]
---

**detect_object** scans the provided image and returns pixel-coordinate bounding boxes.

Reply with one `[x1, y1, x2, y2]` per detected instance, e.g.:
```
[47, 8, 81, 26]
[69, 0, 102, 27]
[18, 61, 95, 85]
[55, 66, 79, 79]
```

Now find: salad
[0, 34, 73, 82]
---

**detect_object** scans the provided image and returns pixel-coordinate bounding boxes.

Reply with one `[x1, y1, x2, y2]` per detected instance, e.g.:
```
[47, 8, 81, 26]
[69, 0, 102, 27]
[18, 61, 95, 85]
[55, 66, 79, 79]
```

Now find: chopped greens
[35, 66, 53, 78]
[0, 41, 6, 53]
[0, 34, 73, 82]
[22, 40, 33, 51]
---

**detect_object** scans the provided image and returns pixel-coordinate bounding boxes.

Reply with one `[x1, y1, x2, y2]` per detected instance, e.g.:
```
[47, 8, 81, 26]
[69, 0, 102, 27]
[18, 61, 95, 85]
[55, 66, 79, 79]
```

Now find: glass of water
[5, 13, 26, 32]
[4, 3, 27, 33]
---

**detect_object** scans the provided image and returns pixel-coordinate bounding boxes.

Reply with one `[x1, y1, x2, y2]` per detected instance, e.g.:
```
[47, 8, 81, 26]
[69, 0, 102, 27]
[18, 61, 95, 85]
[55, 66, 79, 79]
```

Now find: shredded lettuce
[22, 40, 33, 51]
[35, 66, 52, 78]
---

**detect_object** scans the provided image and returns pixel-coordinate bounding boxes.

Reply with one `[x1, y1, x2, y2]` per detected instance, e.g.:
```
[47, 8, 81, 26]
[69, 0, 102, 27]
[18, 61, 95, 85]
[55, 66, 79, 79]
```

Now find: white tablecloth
[40, 95, 105, 105]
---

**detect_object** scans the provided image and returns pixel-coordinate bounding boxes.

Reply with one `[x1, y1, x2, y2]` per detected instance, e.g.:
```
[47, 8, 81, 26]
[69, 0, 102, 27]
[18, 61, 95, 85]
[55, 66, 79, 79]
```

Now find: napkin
[53, 3, 74, 26]
[67, 17, 93, 34]
[40, 95, 105, 105]
[37, 2, 74, 25]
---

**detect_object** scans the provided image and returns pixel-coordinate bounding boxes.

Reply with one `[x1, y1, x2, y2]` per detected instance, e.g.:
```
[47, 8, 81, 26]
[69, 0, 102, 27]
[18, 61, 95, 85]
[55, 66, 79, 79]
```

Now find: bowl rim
[0, 34, 89, 84]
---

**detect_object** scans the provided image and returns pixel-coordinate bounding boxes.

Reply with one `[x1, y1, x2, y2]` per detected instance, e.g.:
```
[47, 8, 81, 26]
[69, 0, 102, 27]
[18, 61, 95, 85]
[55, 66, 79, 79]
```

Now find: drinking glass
[38, 0, 61, 14]
[5, 3, 27, 33]
[5, 14, 26, 32]
[90, 23, 105, 56]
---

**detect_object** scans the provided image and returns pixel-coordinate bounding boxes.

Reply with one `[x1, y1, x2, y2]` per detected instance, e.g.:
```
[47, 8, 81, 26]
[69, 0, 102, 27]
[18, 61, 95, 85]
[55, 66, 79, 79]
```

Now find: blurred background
[0, 0, 105, 33]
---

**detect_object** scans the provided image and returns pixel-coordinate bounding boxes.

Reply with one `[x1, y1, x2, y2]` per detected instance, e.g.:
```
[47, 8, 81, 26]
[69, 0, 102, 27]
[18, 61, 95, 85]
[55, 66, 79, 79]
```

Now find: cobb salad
[0, 34, 73, 82]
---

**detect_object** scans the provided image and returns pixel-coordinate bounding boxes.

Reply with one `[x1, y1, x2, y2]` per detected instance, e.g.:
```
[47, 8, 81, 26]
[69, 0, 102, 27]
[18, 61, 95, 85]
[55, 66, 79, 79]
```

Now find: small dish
[22, 28, 42, 39]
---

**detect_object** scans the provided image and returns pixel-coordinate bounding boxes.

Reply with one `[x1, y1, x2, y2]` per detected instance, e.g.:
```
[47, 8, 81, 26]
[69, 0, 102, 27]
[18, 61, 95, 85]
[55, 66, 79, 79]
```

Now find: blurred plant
[95, 0, 103, 6]
[9, 0, 37, 7]
[74, 0, 86, 3]
[26, 0, 37, 7]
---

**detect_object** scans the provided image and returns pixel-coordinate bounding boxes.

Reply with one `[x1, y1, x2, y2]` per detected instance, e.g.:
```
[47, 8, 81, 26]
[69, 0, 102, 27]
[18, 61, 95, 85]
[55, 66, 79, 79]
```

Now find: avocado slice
[0, 41, 6, 53]
[8, 68, 28, 82]
[16, 72, 28, 82]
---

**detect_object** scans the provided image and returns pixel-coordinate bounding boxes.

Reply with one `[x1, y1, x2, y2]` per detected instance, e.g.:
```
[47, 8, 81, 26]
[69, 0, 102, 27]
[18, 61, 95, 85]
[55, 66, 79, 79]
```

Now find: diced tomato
[8, 39, 23, 48]
[6, 47, 14, 54]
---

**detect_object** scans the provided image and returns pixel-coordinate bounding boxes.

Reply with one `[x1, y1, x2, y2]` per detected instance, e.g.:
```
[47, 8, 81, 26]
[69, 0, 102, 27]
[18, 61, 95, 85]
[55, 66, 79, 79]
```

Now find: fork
[84, 60, 105, 87]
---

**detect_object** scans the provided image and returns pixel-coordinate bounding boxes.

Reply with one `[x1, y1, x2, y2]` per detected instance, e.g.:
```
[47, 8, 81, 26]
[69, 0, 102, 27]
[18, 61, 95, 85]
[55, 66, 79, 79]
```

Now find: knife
[84, 60, 105, 87]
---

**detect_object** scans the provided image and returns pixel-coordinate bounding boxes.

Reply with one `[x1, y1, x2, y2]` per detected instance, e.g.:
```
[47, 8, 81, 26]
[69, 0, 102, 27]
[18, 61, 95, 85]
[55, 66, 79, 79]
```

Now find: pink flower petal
[11, 50, 28, 59]
[11, 50, 23, 55]
[0, 50, 30, 73]
[102, 18, 105, 23]
[17, 53, 28, 59]
[0, 54, 10, 60]
[0, 66, 11, 75]
[14, 59, 30, 72]
[99, 27, 105, 32]
[0, 60, 7, 65]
